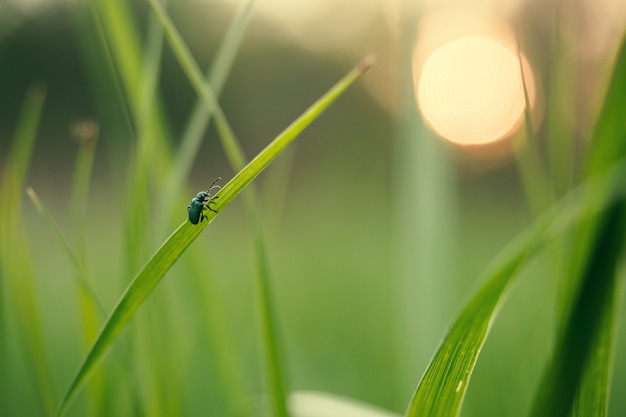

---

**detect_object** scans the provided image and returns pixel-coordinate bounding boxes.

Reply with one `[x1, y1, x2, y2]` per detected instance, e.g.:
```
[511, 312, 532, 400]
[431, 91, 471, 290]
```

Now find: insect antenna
[207, 177, 222, 194]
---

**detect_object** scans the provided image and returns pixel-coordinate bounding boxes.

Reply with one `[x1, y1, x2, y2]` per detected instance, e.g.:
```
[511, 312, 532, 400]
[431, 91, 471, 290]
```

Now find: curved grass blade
[529, 203, 626, 417]
[57, 55, 373, 417]
[513, 35, 550, 215]
[529, 31, 626, 417]
[25, 187, 106, 316]
[68, 123, 108, 415]
[146, 2, 295, 415]
[93, 0, 173, 178]
[147, 0, 245, 169]
[572, 269, 625, 417]
[404, 157, 626, 417]
[159, 0, 257, 222]
[0, 84, 57, 416]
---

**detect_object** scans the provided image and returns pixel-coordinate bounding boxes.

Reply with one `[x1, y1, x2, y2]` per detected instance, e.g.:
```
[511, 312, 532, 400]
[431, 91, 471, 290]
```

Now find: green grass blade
[93, 0, 173, 182]
[528, 31, 626, 417]
[67, 125, 105, 416]
[529, 204, 626, 417]
[247, 201, 289, 417]
[0, 84, 56, 416]
[572, 268, 625, 417]
[147, 0, 247, 170]
[25, 187, 106, 316]
[404, 157, 626, 417]
[149, 4, 375, 414]
[122, 2, 168, 278]
[0, 84, 47, 232]
[56, 56, 373, 416]
[545, 15, 576, 199]
[156, 5, 374, 410]
[513, 35, 551, 215]
[69, 121, 99, 259]
[146, 2, 293, 414]
[586, 34, 626, 176]
[162, 0, 256, 203]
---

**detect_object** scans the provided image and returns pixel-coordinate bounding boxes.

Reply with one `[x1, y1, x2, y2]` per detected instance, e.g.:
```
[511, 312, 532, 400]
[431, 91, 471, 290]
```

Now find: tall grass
[1, 2, 625, 417]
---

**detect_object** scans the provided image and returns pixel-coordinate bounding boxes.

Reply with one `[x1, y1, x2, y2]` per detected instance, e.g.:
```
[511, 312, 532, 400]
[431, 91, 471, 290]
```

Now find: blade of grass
[25, 187, 106, 315]
[149, 3, 257, 410]
[0, 84, 56, 416]
[69, 122, 105, 417]
[93, 0, 173, 183]
[146, 1, 289, 414]
[545, 13, 576, 199]
[528, 31, 626, 417]
[128, 6, 186, 416]
[405, 31, 626, 417]
[404, 155, 626, 417]
[539, 14, 579, 347]
[57, 56, 373, 416]
[158, 0, 257, 228]
[70, 121, 99, 263]
[529, 202, 626, 417]
[74, 2, 135, 168]
[585, 36, 626, 176]
[513, 35, 551, 215]
[262, 146, 297, 233]
[248, 200, 289, 417]
[123, 0, 169, 274]
[392, 8, 458, 403]
[572, 267, 625, 417]
[146, 0, 247, 169]
[184, 248, 252, 417]
[148, 2, 374, 415]
[147, 5, 260, 404]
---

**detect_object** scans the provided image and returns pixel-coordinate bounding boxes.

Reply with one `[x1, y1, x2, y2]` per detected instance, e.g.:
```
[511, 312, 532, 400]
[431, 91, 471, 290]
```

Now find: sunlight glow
[415, 35, 535, 146]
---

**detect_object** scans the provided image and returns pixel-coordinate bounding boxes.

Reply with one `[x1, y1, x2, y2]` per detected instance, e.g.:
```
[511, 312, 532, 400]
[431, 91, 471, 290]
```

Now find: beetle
[188, 177, 221, 224]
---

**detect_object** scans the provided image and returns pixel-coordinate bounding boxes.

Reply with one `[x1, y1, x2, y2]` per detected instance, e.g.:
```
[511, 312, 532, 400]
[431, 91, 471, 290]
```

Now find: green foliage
[56, 50, 373, 415]
[0, 84, 55, 416]
[2, 2, 625, 417]
[405, 32, 626, 417]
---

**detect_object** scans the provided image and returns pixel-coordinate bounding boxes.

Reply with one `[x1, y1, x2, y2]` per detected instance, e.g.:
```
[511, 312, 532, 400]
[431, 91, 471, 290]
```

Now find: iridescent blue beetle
[188, 177, 221, 224]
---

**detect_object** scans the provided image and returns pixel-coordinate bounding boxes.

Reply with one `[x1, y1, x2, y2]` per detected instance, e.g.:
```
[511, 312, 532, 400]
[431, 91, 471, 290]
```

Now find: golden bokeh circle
[415, 35, 535, 146]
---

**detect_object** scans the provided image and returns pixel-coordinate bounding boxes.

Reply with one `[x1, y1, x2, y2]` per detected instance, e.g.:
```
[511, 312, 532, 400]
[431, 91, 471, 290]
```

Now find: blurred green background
[1, 0, 625, 416]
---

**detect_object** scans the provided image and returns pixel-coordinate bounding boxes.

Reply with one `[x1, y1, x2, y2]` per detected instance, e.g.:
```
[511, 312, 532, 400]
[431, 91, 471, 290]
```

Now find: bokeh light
[415, 35, 536, 146]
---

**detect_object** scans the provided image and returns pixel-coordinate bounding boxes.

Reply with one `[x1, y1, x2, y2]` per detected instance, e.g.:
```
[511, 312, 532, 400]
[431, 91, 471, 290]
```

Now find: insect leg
[207, 197, 219, 213]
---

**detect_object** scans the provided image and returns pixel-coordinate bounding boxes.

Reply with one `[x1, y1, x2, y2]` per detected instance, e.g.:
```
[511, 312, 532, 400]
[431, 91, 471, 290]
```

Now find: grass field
[1, 1, 625, 416]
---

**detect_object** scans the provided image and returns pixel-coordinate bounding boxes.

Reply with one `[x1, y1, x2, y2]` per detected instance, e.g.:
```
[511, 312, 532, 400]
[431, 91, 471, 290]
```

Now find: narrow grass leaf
[57, 56, 373, 416]
[405, 31, 626, 417]
[0, 84, 56, 415]
[69, 122, 99, 257]
[161, 0, 257, 215]
[147, 0, 247, 170]
[545, 15, 576, 198]
[93, 0, 173, 181]
[528, 31, 626, 417]
[529, 203, 626, 417]
[148, 4, 375, 414]
[247, 203, 290, 417]
[0, 84, 47, 235]
[586, 34, 626, 176]
[404, 156, 626, 417]
[572, 270, 625, 417]
[513, 36, 550, 215]
[25, 187, 106, 316]
[146, 2, 299, 414]
[67, 125, 106, 416]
